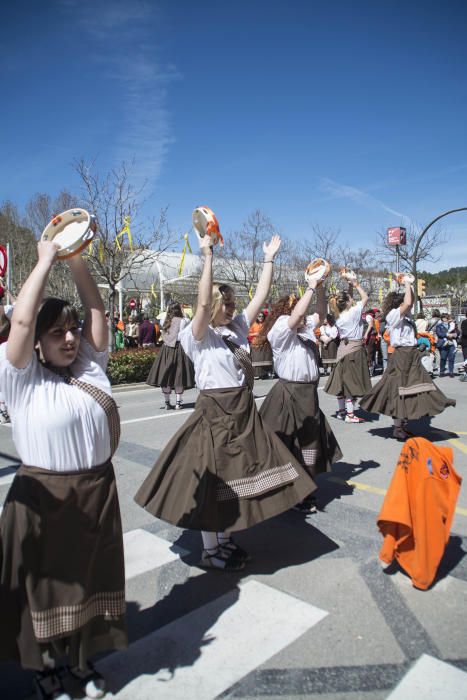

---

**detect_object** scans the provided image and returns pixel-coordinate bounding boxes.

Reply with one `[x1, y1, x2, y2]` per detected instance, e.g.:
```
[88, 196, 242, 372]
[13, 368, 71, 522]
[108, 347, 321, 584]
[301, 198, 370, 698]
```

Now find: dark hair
[382, 291, 404, 318]
[416, 312, 425, 320]
[257, 295, 298, 347]
[432, 309, 441, 318]
[326, 313, 336, 325]
[162, 301, 183, 332]
[329, 291, 351, 317]
[35, 298, 80, 342]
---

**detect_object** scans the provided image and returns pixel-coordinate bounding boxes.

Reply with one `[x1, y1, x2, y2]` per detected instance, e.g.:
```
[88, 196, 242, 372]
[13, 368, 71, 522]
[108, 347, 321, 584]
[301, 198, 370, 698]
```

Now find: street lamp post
[412, 207, 467, 313]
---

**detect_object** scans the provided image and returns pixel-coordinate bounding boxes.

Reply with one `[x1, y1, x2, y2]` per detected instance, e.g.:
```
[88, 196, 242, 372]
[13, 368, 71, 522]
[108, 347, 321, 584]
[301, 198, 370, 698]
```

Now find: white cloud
[319, 177, 414, 225]
[59, 0, 178, 192]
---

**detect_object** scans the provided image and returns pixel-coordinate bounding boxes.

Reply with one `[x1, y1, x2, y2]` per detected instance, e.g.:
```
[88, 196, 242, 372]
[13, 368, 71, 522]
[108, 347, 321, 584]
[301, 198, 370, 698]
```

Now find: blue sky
[2, 0, 467, 271]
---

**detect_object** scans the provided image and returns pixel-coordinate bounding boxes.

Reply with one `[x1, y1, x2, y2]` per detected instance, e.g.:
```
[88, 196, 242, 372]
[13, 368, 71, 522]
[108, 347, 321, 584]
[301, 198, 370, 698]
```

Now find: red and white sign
[0, 245, 7, 278]
[129, 298, 137, 309]
[387, 227, 407, 246]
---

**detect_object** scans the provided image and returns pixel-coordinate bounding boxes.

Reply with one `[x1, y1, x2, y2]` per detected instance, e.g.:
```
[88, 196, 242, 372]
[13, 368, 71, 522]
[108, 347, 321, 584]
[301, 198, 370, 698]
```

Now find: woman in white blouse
[324, 275, 372, 422]
[135, 230, 316, 571]
[360, 279, 455, 439]
[319, 313, 339, 375]
[0, 241, 126, 699]
[258, 283, 342, 513]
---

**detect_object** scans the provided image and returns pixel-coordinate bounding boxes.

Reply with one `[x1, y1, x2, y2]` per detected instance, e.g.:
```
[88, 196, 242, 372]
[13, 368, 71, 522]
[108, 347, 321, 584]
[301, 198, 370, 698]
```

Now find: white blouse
[319, 324, 338, 340]
[0, 336, 112, 471]
[386, 308, 417, 347]
[336, 302, 364, 340]
[180, 310, 250, 390]
[268, 315, 319, 382]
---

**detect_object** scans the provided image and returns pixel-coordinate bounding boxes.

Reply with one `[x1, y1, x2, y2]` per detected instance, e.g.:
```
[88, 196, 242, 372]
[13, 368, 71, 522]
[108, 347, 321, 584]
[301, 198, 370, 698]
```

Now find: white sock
[176, 393, 182, 403]
[201, 531, 218, 552]
[216, 532, 230, 545]
[345, 398, 354, 415]
[337, 397, 345, 412]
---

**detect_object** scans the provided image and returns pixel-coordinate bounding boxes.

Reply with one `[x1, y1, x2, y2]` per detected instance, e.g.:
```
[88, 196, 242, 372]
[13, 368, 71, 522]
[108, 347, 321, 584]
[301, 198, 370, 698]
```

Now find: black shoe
[199, 547, 245, 571]
[67, 662, 106, 698]
[218, 537, 251, 562]
[34, 669, 71, 700]
[293, 497, 317, 514]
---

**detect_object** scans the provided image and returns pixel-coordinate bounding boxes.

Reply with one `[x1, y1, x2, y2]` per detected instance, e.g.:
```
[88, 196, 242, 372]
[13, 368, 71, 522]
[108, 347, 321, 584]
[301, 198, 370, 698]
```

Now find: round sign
[129, 298, 137, 309]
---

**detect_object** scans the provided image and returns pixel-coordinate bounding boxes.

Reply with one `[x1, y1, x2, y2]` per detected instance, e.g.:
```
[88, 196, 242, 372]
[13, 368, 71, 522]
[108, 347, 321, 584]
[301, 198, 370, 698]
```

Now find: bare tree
[216, 210, 290, 305]
[74, 159, 175, 346]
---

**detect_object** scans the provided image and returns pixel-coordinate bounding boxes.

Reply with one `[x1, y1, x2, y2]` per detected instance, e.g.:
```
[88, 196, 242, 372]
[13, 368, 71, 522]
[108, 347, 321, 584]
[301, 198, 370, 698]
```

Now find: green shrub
[107, 347, 159, 385]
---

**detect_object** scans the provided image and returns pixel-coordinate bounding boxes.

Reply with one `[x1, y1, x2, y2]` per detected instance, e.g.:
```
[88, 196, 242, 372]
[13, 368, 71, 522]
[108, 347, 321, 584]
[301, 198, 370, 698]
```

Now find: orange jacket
[378, 437, 462, 590]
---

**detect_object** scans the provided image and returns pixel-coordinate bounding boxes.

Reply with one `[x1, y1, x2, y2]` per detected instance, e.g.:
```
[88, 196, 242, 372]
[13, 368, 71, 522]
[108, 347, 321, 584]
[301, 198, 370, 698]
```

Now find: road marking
[98, 579, 328, 699]
[121, 395, 270, 425]
[124, 529, 188, 580]
[447, 438, 467, 455]
[386, 653, 467, 699]
[329, 476, 467, 517]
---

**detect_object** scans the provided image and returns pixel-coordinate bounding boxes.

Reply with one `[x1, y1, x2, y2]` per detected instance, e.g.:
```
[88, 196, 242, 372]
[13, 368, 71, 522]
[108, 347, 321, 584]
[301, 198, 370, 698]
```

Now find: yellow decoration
[379, 287, 383, 302]
[115, 216, 134, 251]
[150, 283, 158, 301]
[99, 240, 105, 263]
[178, 232, 192, 276]
[248, 286, 254, 300]
[297, 284, 304, 298]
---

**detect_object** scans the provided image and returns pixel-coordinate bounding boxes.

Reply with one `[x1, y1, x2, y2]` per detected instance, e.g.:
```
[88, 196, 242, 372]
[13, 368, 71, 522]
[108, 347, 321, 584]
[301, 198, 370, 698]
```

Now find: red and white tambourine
[192, 206, 224, 246]
[305, 258, 331, 283]
[41, 208, 96, 260]
[395, 272, 415, 285]
[0, 245, 7, 278]
[340, 267, 357, 282]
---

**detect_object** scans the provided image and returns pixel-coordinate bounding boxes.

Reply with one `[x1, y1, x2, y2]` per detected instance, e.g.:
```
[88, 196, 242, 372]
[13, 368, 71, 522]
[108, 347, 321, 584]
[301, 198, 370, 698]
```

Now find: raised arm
[399, 280, 414, 317]
[288, 279, 318, 331]
[191, 235, 214, 341]
[245, 235, 281, 324]
[68, 255, 107, 352]
[354, 282, 368, 308]
[7, 241, 59, 369]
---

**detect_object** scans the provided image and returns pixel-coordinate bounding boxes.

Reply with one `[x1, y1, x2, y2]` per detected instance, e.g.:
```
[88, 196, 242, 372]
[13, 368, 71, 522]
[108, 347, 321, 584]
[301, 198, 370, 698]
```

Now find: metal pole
[412, 207, 467, 314]
[6, 242, 12, 302]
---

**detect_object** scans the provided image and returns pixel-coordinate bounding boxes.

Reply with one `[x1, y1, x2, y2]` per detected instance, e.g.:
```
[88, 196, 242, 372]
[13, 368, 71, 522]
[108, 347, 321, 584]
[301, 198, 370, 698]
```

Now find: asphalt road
[1, 369, 466, 700]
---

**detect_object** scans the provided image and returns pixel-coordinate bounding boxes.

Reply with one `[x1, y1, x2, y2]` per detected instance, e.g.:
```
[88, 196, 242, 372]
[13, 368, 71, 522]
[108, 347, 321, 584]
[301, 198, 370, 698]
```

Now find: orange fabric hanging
[377, 437, 462, 590]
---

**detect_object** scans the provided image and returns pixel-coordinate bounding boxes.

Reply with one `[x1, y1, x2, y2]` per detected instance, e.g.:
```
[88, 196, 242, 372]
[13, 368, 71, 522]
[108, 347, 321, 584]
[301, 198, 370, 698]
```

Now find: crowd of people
[0, 231, 464, 699]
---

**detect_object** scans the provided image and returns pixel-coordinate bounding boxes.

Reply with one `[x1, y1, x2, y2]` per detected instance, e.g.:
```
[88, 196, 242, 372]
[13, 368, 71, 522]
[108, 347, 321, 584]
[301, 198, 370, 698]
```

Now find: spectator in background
[460, 317, 467, 381]
[319, 313, 339, 376]
[248, 311, 272, 379]
[415, 312, 428, 334]
[435, 313, 457, 377]
[115, 321, 125, 350]
[0, 287, 15, 423]
[138, 314, 156, 347]
[125, 317, 138, 347]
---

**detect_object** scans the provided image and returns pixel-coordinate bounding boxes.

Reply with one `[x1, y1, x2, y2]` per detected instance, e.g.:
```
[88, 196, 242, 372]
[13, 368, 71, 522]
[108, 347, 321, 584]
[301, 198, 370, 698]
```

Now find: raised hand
[37, 240, 60, 267]
[263, 235, 281, 261]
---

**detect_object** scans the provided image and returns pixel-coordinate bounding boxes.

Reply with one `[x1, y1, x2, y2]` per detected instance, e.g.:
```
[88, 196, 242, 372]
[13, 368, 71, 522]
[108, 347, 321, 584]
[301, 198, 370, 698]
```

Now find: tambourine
[395, 272, 415, 285]
[305, 258, 331, 283]
[192, 206, 224, 246]
[339, 267, 357, 282]
[41, 208, 96, 260]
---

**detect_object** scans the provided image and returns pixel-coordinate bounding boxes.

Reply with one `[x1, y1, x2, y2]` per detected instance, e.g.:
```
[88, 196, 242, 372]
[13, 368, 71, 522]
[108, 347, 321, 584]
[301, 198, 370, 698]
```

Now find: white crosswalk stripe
[123, 529, 188, 580]
[387, 653, 467, 699]
[98, 579, 328, 699]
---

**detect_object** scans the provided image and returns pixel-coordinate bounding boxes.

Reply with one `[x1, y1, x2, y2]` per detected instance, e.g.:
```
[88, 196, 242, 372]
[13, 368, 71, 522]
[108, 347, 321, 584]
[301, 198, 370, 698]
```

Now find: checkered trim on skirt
[31, 590, 125, 641]
[398, 382, 435, 396]
[301, 448, 318, 467]
[216, 463, 299, 501]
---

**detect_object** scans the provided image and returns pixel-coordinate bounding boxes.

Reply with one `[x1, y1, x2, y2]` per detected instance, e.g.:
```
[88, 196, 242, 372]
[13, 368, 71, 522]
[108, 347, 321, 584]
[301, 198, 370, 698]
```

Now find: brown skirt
[0, 462, 127, 670]
[324, 346, 372, 397]
[321, 339, 339, 364]
[359, 346, 456, 420]
[146, 342, 196, 390]
[134, 386, 317, 532]
[251, 344, 273, 379]
[259, 379, 343, 477]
